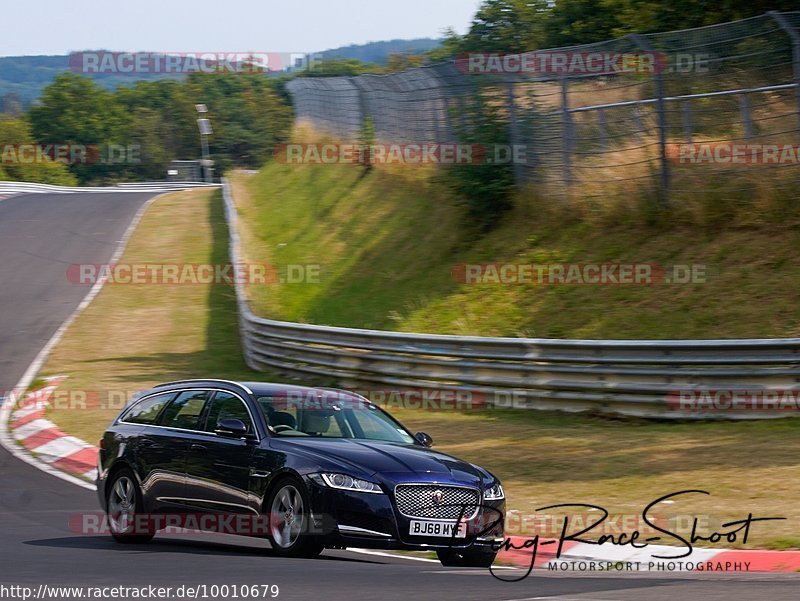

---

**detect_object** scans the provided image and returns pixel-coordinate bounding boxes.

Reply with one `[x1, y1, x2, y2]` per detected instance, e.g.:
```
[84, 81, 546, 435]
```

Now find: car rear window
[120, 392, 174, 424]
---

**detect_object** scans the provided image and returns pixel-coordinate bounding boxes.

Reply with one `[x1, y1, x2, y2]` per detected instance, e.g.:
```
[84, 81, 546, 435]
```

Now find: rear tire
[266, 477, 324, 558]
[106, 468, 154, 544]
[437, 548, 496, 568]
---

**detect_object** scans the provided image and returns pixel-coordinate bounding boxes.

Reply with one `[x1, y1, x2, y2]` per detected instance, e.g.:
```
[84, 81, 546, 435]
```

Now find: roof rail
[152, 379, 253, 394]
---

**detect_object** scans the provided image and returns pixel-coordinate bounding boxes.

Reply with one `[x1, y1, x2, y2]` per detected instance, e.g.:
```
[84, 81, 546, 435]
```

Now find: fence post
[560, 76, 573, 186]
[507, 78, 524, 186]
[682, 101, 693, 144]
[769, 11, 800, 139]
[739, 94, 754, 139]
[629, 34, 669, 206]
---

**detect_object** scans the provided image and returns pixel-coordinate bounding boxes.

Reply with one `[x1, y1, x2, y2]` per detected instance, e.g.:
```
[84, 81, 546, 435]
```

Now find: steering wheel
[272, 424, 294, 433]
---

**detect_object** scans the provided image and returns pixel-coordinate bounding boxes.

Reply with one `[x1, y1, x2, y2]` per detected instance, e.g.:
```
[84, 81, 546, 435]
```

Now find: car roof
[149, 379, 363, 400]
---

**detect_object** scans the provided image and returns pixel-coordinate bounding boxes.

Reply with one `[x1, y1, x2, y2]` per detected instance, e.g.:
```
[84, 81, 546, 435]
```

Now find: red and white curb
[7, 376, 98, 482]
[500, 536, 800, 573]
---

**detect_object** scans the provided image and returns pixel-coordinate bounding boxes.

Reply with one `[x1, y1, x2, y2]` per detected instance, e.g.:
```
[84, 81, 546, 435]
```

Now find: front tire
[266, 477, 323, 558]
[106, 468, 154, 544]
[437, 548, 497, 568]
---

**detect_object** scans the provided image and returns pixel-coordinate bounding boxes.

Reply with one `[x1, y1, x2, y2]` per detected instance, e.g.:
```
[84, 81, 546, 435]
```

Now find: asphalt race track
[1, 192, 798, 600]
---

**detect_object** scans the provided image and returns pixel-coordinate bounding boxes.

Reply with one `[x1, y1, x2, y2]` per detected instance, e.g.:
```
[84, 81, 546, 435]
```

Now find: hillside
[229, 162, 800, 340]
[319, 38, 441, 64]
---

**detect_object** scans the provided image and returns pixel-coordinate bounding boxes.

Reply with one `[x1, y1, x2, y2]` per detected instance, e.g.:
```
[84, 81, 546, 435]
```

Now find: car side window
[120, 392, 174, 424]
[158, 390, 210, 430]
[204, 391, 253, 434]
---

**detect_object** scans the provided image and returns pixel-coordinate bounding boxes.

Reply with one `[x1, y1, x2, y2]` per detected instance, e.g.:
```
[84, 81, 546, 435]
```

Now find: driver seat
[269, 410, 297, 430]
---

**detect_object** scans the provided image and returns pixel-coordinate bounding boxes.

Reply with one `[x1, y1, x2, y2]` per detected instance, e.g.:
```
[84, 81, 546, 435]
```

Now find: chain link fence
[286, 12, 800, 204]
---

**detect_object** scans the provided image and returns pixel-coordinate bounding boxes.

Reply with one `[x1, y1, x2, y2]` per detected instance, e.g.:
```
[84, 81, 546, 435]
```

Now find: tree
[28, 73, 127, 183]
[298, 58, 383, 77]
[23, 70, 294, 184]
[545, 0, 624, 47]
[455, 0, 800, 53]
[0, 116, 77, 185]
[385, 53, 426, 72]
[460, 0, 552, 53]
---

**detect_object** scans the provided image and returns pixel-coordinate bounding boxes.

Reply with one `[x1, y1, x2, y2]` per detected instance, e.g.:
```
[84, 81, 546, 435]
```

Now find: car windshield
[257, 393, 416, 444]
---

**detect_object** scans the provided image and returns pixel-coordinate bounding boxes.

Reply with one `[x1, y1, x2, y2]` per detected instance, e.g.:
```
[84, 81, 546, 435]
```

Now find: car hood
[272, 438, 486, 485]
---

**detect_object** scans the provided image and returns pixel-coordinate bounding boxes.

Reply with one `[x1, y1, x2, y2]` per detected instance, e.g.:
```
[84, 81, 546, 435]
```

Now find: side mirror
[415, 431, 433, 447]
[215, 418, 249, 438]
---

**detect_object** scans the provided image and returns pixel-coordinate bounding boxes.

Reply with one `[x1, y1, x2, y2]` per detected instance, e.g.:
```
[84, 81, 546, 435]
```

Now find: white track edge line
[347, 548, 516, 568]
[347, 549, 443, 563]
[0, 191, 173, 491]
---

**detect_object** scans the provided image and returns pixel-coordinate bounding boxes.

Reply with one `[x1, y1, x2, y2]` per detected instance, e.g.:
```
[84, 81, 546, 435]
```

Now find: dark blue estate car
[97, 379, 505, 566]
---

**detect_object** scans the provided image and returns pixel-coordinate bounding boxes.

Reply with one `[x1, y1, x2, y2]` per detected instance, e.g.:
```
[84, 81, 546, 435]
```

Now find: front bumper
[306, 477, 505, 551]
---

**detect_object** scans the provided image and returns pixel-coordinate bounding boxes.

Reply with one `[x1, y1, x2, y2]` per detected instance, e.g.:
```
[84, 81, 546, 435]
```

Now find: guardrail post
[770, 11, 800, 141]
[629, 34, 669, 206]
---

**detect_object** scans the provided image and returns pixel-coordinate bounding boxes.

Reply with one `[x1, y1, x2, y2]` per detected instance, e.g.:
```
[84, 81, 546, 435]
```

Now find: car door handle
[140, 439, 163, 449]
[190, 444, 207, 452]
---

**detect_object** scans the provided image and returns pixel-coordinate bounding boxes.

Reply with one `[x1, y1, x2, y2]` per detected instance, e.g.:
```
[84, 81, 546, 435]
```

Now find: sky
[1, 0, 483, 57]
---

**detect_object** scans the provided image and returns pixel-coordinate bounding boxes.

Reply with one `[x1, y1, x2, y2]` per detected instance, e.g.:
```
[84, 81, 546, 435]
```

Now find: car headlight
[484, 483, 505, 500]
[312, 473, 383, 494]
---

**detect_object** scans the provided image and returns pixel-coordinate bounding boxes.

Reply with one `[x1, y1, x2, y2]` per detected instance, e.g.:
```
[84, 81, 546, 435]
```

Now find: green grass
[230, 164, 466, 330]
[230, 164, 800, 339]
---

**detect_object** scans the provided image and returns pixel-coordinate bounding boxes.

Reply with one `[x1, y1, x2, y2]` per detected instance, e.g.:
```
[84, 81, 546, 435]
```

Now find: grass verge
[42, 189, 256, 443]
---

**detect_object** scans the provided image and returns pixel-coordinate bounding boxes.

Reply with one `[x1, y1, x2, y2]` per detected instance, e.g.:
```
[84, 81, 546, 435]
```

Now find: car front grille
[394, 484, 479, 520]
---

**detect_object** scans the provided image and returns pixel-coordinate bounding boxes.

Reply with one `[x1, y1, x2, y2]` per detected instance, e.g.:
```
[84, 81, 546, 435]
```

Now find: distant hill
[0, 38, 442, 109]
[318, 38, 441, 64]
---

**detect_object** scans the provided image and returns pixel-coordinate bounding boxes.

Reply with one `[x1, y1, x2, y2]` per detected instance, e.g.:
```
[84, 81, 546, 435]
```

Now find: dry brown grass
[394, 407, 800, 549]
[42, 189, 254, 443]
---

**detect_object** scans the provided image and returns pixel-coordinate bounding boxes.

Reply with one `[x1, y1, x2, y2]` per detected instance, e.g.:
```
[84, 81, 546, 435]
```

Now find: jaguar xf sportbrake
[97, 379, 506, 567]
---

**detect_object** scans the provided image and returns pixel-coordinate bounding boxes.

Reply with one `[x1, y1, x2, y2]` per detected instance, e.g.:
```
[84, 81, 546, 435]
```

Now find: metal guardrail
[0, 181, 221, 195]
[222, 179, 800, 419]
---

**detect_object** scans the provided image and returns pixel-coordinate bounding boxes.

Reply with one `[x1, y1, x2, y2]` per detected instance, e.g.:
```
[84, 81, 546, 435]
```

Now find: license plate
[408, 520, 467, 538]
